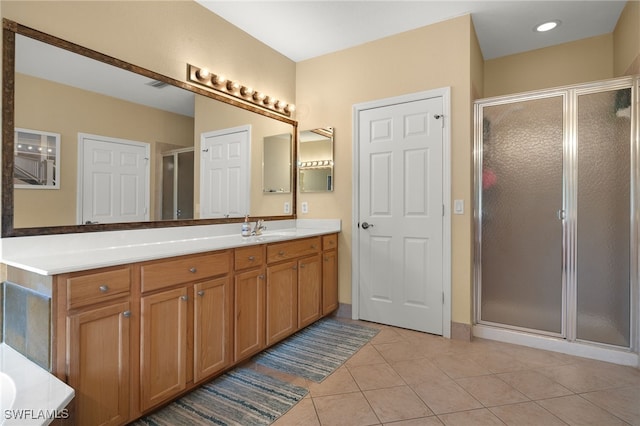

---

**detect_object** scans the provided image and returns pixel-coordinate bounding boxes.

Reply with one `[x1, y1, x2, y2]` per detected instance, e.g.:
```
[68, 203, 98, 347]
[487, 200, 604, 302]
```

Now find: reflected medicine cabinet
[298, 127, 334, 192]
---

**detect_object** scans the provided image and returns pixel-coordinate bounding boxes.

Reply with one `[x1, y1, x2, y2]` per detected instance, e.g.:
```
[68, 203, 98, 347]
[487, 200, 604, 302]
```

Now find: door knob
[361, 222, 374, 229]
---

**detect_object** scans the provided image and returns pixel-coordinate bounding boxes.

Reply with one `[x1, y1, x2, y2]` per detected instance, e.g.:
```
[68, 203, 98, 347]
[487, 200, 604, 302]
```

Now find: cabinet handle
[189, 267, 197, 273]
[248, 256, 255, 261]
[181, 295, 189, 301]
[258, 274, 265, 280]
[311, 244, 317, 249]
[122, 311, 131, 318]
[292, 266, 297, 270]
[99, 284, 109, 293]
[197, 290, 205, 297]
[325, 257, 330, 261]
[300, 263, 305, 268]
[278, 250, 285, 256]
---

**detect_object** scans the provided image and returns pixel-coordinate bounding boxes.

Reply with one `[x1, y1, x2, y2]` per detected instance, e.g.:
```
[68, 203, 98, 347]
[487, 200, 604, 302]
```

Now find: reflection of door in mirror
[78, 133, 150, 225]
[299, 128, 334, 192]
[200, 126, 251, 218]
[263, 133, 292, 193]
[162, 148, 194, 220]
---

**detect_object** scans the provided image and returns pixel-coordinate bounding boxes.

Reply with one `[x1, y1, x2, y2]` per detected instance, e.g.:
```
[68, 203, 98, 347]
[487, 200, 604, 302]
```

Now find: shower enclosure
[474, 76, 638, 357]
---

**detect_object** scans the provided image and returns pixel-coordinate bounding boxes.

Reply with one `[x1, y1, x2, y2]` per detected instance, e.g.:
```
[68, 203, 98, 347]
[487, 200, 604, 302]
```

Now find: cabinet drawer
[267, 237, 321, 264]
[234, 245, 265, 270]
[141, 251, 231, 293]
[67, 267, 131, 310]
[322, 234, 338, 250]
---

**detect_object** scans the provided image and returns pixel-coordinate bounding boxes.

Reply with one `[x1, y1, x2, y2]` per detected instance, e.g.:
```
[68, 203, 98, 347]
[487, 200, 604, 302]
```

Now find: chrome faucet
[252, 220, 266, 236]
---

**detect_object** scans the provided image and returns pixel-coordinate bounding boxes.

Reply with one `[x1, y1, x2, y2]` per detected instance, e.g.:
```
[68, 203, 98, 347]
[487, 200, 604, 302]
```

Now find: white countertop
[0, 344, 74, 425]
[0, 219, 341, 276]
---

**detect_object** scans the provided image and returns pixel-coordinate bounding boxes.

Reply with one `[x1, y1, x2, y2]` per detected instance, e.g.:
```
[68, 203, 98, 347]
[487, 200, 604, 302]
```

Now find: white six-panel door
[78, 134, 150, 225]
[200, 126, 250, 218]
[354, 93, 448, 335]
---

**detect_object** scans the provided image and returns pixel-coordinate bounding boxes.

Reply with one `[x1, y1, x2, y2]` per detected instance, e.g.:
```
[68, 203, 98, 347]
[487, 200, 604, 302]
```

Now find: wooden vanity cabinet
[322, 234, 339, 314]
[138, 251, 232, 412]
[266, 237, 322, 344]
[233, 245, 266, 362]
[60, 266, 133, 426]
[47, 232, 338, 425]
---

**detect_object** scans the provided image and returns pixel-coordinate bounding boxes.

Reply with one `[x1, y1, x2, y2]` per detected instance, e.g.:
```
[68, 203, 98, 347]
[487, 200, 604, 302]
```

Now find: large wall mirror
[2, 20, 297, 237]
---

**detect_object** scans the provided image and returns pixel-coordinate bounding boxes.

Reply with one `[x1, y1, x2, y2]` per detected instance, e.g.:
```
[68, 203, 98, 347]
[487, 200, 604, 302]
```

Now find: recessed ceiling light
[535, 20, 561, 32]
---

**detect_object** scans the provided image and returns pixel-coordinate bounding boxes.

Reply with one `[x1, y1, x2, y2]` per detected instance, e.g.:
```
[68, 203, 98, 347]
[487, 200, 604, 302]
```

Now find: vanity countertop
[0, 343, 74, 425]
[0, 219, 341, 276]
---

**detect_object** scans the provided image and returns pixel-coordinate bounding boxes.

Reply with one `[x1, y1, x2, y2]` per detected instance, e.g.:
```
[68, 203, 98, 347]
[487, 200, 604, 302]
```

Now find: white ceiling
[196, 0, 628, 62]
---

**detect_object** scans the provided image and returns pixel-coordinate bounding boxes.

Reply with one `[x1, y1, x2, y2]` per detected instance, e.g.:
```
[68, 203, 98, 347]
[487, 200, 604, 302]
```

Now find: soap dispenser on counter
[241, 215, 251, 237]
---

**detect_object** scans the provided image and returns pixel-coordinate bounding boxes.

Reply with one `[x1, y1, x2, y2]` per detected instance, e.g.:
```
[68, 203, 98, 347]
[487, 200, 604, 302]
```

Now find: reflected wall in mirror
[298, 127, 334, 192]
[263, 133, 292, 193]
[3, 21, 297, 236]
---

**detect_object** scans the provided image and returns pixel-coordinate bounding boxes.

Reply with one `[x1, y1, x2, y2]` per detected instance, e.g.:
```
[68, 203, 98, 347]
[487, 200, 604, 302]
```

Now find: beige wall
[484, 34, 614, 97]
[295, 15, 476, 325]
[14, 73, 194, 228]
[614, 0, 640, 76]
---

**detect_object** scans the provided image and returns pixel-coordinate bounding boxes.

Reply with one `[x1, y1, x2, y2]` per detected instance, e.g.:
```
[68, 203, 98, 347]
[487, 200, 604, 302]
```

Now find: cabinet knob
[325, 257, 330, 261]
[278, 250, 285, 256]
[181, 295, 189, 301]
[189, 267, 197, 273]
[197, 290, 205, 297]
[99, 284, 109, 293]
[300, 263, 305, 268]
[122, 311, 131, 318]
[311, 244, 317, 249]
[292, 266, 297, 270]
[248, 256, 255, 261]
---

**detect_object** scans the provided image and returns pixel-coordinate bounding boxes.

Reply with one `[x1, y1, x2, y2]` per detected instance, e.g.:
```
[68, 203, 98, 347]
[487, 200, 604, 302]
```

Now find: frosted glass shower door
[576, 88, 631, 347]
[479, 96, 565, 334]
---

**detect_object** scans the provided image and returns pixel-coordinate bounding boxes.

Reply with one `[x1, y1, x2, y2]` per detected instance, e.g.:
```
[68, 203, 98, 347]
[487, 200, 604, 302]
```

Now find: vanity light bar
[187, 64, 295, 117]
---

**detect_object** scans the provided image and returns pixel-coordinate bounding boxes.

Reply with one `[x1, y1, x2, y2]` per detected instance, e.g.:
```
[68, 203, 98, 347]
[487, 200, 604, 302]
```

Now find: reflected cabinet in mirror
[2, 19, 297, 237]
[298, 127, 334, 192]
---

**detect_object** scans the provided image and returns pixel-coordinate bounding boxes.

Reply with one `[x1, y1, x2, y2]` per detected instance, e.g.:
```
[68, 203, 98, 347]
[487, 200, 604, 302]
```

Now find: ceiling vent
[146, 80, 169, 89]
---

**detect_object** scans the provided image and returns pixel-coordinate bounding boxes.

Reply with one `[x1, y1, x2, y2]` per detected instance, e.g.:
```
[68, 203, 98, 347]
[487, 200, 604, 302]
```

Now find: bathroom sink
[0, 372, 16, 418]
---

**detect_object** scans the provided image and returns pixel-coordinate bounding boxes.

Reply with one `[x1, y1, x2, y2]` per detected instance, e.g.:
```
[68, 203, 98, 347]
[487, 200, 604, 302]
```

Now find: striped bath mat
[253, 318, 379, 382]
[133, 367, 308, 425]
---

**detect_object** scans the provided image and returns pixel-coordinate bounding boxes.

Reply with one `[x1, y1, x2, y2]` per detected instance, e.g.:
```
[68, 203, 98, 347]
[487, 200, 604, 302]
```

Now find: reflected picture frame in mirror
[298, 127, 334, 193]
[2, 19, 297, 237]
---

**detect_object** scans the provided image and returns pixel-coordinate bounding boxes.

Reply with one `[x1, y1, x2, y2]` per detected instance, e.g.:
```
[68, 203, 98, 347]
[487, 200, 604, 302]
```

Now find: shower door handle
[557, 209, 566, 221]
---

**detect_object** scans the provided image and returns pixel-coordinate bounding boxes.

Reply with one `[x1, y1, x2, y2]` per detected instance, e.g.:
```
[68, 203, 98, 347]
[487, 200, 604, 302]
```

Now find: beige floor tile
[308, 366, 360, 397]
[313, 392, 380, 426]
[456, 375, 529, 407]
[437, 408, 505, 425]
[468, 349, 531, 374]
[411, 380, 483, 415]
[370, 327, 407, 344]
[391, 358, 451, 385]
[374, 341, 427, 363]
[489, 401, 566, 426]
[364, 385, 433, 423]
[538, 363, 629, 393]
[537, 395, 629, 425]
[496, 369, 573, 400]
[273, 398, 320, 426]
[348, 363, 406, 390]
[382, 417, 443, 426]
[346, 344, 388, 367]
[581, 385, 640, 425]
[431, 353, 492, 379]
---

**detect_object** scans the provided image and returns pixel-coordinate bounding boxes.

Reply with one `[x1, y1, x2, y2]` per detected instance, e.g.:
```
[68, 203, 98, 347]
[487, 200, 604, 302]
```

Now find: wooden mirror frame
[2, 19, 297, 237]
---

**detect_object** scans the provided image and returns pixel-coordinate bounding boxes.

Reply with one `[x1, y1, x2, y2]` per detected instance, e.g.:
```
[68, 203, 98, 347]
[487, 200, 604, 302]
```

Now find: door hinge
[442, 204, 445, 216]
[442, 292, 445, 305]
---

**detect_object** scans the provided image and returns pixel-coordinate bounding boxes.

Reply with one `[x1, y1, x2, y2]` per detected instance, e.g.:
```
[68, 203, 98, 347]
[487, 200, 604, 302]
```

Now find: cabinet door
[266, 261, 298, 345]
[140, 287, 188, 411]
[322, 249, 339, 314]
[67, 301, 130, 426]
[298, 254, 322, 328]
[234, 269, 265, 361]
[194, 277, 231, 382]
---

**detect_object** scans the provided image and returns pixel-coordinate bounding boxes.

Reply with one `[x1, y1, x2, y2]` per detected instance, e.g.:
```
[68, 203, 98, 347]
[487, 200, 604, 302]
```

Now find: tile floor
[247, 320, 640, 426]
